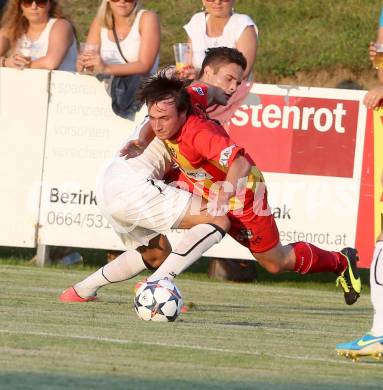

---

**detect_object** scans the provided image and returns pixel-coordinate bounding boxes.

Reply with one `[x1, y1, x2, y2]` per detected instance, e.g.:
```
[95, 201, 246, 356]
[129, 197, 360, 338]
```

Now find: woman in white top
[0, 0, 77, 71]
[184, 0, 258, 80]
[77, 0, 159, 77]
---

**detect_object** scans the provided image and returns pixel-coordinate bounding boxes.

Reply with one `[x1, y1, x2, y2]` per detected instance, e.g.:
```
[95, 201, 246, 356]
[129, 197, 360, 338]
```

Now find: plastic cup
[80, 43, 99, 54]
[79, 43, 99, 74]
[18, 40, 33, 69]
[374, 43, 383, 70]
[173, 43, 192, 71]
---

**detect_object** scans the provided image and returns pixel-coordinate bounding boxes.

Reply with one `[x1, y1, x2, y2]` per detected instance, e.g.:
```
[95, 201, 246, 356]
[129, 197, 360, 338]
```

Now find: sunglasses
[21, 0, 48, 8]
[109, 0, 136, 3]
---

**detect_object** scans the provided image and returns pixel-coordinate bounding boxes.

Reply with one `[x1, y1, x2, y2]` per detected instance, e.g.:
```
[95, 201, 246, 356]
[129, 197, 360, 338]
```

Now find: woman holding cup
[182, 0, 258, 127]
[76, 0, 159, 77]
[183, 0, 258, 80]
[0, 0, 77, 71]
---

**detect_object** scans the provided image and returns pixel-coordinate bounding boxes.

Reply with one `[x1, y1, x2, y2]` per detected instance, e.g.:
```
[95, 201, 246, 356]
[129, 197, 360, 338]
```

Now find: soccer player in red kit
[59, 48, 247, 303]
[137, 71, 362, 305]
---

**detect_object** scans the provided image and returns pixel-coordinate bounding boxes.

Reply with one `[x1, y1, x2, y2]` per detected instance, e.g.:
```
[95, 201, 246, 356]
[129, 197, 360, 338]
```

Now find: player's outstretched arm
[119, 120, 155, 159]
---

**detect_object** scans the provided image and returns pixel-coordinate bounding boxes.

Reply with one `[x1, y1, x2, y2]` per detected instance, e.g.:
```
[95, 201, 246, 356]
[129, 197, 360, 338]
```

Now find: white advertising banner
[38, 71, 146, 249]
[0, 68, 49, 247]
[37, 76, 368, 260]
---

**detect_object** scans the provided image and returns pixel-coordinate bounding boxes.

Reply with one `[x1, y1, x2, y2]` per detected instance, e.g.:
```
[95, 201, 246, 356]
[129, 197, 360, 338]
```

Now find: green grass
[0, 263, 381, 389]
[66, 0, 383, 82]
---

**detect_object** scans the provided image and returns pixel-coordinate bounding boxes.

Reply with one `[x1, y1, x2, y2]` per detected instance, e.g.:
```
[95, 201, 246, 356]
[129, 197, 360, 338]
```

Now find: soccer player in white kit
[60, 48, 247, 302]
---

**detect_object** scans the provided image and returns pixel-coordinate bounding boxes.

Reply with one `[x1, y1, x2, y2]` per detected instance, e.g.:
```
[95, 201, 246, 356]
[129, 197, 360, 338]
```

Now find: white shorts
[97, 139, 191, 249]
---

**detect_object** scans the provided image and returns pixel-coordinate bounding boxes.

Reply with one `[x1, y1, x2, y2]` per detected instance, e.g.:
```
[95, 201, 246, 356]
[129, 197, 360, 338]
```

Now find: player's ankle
[335, 252, 348, 275]
[73, 284, 97, 299]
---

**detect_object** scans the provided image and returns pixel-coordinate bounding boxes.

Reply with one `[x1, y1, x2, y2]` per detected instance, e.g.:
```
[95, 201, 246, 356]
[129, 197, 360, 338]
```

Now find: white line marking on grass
[0, 329, 376, 366]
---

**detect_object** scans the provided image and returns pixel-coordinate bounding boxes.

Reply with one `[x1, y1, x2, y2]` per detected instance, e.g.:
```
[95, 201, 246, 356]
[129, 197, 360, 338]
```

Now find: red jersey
[186, 82, 209, 113]
[164, 114, 265, 211]
[167, 83, 279, 253]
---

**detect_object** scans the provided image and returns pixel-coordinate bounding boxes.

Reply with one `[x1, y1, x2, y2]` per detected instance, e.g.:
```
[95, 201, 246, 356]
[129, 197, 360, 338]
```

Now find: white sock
[147, 224, 225, 282]
[371, 240, 383, 336]
[74, 250, 146, 298]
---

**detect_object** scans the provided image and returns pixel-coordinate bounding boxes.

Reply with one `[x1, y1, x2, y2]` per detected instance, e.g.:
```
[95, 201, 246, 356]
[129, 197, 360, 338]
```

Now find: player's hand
[369, 42, 377, 63]
[207, 187, 231, 217]
[363, 85, 383, 109]
[119, 139, 146, 159]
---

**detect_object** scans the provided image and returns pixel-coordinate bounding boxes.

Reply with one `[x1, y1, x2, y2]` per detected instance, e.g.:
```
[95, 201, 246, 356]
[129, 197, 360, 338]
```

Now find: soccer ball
[134, 278, 183, 322]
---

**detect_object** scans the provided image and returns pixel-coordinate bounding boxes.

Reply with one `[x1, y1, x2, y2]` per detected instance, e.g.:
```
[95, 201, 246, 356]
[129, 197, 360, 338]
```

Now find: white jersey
[97, 121, 191, 249]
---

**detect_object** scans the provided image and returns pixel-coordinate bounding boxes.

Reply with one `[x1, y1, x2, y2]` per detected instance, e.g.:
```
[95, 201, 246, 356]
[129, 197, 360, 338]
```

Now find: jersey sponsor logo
[219, 144, 237, 167]
[182, 168, 212, 181]
[192, 86, 205, 96]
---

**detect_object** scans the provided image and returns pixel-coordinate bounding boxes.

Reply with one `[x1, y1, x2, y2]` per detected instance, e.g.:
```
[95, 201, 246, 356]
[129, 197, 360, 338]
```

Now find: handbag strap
[112, 16, 128, 64]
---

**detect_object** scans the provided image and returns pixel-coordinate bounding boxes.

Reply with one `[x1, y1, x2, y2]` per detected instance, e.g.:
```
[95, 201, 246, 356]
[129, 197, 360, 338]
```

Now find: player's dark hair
[137, 68, 191, 114]
[198, 47, 247, 78]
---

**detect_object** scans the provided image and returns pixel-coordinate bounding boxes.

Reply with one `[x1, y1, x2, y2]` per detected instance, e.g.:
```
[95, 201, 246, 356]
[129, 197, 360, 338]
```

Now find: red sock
[292, 242, 347, 275]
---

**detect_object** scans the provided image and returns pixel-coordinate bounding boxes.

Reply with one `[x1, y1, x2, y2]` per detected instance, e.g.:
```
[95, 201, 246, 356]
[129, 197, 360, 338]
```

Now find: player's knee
[258, 260, 284, 274]
[139, 247, 171, 269]
[143, 252, 168, 269]
[148, 256, 166, 269]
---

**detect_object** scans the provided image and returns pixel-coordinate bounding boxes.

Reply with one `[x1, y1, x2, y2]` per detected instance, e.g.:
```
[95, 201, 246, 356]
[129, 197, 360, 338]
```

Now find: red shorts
[228, 208, 280, 253]
[164, 168, 280, 253]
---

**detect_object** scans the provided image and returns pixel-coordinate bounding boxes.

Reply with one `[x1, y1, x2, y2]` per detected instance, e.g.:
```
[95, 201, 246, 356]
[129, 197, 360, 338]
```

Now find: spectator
[77, 0, 159, 260]
[0, 0, 77, 71]
[77, 0, 159, 78]
[183, 0, 257, 80]
[77, 0, 159, 119]
[183, 0, 258, 126]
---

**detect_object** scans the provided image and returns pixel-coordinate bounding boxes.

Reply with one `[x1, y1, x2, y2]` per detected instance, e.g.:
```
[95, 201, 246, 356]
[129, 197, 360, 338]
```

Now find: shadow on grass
[0, 247, 370, 290]
[1, 372, 381, 390]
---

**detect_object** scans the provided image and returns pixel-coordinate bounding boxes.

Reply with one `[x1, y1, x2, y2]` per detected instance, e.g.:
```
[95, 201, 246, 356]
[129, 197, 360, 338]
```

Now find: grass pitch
[0, 264, 382, 390]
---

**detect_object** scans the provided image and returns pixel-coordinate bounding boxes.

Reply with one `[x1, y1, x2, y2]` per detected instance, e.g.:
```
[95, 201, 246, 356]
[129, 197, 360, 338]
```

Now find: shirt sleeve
[183, 12, 204, 41]
[232, 13, 259, 41]
[187, 83, 209, 111]
[380, 7, 383, 27]
[190, 122, 244, 168]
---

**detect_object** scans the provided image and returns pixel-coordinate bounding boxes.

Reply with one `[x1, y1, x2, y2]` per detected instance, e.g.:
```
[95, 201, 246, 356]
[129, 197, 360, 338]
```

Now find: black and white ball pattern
[134, 278, 183, 322]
